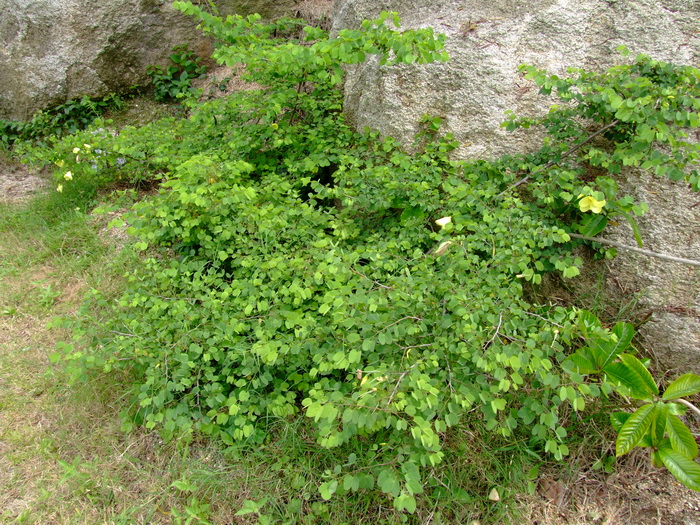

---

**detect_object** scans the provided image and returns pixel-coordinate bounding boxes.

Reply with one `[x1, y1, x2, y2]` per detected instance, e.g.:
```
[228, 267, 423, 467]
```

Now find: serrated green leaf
[616, 403, 656, 456]
[651, 403, 668, 447]
[591, 322, 634, 370]
[666, 412, 699, 459]
[610, 411, 630, 432]
[578, 310, 602, 332]
[658, 445, 700, 491]
[662, 373, 700, 400]
[565, 352, 597, 374]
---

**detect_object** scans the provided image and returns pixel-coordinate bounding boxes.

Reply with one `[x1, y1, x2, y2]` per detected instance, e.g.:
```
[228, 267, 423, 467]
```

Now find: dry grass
[521, 456, 700, 524]
[0, 151, 48, 204]
[0, 194, 259, 524]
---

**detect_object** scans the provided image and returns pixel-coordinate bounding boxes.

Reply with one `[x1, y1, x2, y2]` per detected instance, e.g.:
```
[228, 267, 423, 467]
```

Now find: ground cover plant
[0, 92, 130, 148]
[12, 2, 700, 518]
[147, 44, 208, 102]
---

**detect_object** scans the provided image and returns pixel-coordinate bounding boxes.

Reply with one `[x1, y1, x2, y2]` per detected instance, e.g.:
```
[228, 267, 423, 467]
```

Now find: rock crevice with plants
[332, 0, 700, 372]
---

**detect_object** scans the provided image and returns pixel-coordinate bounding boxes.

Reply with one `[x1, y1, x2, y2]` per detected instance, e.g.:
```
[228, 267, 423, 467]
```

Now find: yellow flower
[83, 144, 91, 149]
[63, 171, 73, 181]
[72, 147, 80, 154]
[435, 216, 452, 228]
[578, 195, 606, 214]
[55, 159, 65, 168]
[56, 184, 63, 193]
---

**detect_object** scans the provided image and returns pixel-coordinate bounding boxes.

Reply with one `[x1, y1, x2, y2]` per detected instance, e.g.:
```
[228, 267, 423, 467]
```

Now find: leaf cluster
[503, 46, 699, 246]
[566, 311, 700, 491]
[147, 44, 208, 102]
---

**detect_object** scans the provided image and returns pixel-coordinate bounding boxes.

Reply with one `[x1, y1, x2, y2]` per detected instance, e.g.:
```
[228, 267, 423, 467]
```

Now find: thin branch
[380, 316, 424, 332]
[569, 233, 700, 267]
[400, 343, 434, 351]
[110, 330, 141, 338]
[483, 313, 503, 349]
[676, 398, 700, 419]
[520, 311, 565, 328]
[386, 361, 421, 407]
[350, 267, 393, 290]
[498, 120, 620, 196]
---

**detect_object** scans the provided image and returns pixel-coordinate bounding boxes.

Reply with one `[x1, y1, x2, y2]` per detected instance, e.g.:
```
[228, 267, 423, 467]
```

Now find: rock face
[0, 0, 298, 121]
[333, 0, 700, 372]
[605, 172, 700, 373]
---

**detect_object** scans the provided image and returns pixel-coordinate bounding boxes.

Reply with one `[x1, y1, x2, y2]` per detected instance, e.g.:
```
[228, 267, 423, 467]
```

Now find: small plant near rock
[147, 44, 207, 101]
[566, 311, 700, 491]
[0, 93, 126, 147]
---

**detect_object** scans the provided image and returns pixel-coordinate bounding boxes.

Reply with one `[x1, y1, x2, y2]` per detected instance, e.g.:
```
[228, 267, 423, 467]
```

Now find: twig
[676, 398, 700, 419]
[110, 330, 141, 337]
[380, 316, 423, 331]
[350, 267, 393, 290]
[569, 233, 700, 267]
[400, 343, 434, 350]
[483, 313, 503, 349]
[386, 361, 421, 407]
[498, 120, 620, 196]
[520, 311, 565, 328]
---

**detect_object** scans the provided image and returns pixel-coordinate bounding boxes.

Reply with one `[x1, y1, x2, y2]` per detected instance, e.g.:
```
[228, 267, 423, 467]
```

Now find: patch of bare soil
[524, 448, 700, 525]
[90, 208, 132, 248]
[294, 0, 334, 24]
[193, 65, 263, 100]
[0, 159, 47, 203]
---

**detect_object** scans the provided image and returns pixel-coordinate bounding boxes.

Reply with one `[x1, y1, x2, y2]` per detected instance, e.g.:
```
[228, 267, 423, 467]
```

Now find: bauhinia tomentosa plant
[566, 311, 700, 491]
[38, 2, 700, 513]
[501, 46, 699, 255]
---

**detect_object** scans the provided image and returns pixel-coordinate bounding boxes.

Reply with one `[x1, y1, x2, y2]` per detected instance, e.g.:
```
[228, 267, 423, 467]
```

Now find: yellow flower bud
[63, 171, 73, 181]
[72, 147, 80, 154]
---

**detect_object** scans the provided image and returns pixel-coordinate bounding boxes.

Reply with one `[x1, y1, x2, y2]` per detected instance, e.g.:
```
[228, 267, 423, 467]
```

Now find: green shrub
[49, 4, 699, 509]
